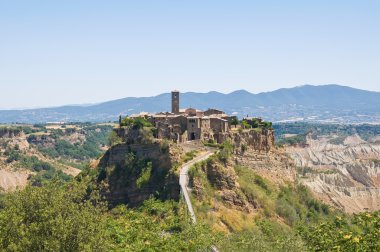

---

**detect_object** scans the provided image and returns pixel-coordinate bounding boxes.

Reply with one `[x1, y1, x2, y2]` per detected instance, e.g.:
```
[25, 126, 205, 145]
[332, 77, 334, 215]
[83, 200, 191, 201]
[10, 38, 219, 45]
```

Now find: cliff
[96, 125, 275, 207]
[229, 128, 275, 152]
[287, 134, 380, 213]
[97, 139, 183, 206]
[0, 127, 23, 138]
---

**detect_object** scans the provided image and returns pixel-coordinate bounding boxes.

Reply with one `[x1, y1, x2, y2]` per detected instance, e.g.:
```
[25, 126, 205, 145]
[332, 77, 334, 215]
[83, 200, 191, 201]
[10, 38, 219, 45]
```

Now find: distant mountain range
[1, 84, 380, 124]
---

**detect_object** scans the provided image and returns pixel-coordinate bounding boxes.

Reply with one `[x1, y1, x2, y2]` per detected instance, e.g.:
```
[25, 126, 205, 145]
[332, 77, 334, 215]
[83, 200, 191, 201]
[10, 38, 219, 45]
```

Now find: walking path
[179, 150, 214, 224]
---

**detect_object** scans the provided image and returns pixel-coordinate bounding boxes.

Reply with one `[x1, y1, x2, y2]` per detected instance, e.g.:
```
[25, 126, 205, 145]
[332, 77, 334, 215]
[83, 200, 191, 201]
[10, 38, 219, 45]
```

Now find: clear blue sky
[0, 0, 379, 109]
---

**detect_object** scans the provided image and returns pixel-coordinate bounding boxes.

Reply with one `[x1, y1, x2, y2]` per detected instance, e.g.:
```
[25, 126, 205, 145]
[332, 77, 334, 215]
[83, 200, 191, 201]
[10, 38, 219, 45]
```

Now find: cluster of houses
[128, 91, 236, 143]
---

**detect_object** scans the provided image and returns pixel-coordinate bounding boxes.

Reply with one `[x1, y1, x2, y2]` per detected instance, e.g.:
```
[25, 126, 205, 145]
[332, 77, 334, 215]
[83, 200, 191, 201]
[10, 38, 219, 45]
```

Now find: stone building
[128, 90, 235, 144]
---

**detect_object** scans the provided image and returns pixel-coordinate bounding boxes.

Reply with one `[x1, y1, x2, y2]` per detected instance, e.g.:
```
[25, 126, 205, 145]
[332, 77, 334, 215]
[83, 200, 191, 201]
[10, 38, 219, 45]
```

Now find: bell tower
[171, 90, 179, 114]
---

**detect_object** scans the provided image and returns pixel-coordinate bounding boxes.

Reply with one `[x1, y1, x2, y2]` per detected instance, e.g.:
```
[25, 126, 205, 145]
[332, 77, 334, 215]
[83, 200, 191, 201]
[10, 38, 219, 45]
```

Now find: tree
[0, 179, 112, 251]
[230, 117, 239, 128]
[108, 131, 122, 146]
[241, 120, 251, 129]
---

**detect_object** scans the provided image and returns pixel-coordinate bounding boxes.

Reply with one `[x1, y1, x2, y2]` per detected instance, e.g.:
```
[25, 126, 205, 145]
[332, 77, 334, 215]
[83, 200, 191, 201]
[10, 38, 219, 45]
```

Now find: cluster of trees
[0, 180, 112, 251]
[1, 145, 72, 186]
[300, 211, 380, 251]
[276, 134, 307, 147]
[120, 117, 153, 129]
[0, 178, 216, 251]
[37, 126, 112, 161]
[274, 122, 380, 142]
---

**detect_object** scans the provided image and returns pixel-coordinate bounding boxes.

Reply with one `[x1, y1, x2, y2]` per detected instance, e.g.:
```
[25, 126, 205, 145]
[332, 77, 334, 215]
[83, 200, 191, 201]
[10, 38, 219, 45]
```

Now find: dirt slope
[286, 134, 380, 213]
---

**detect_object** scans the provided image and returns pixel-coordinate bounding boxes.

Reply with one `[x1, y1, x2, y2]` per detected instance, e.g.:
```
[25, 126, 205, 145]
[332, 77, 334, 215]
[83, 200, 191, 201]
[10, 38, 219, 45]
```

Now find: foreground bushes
[0, 179, 216, 252]
[300, 211, 380, 251]
[0, 180, 111, 251]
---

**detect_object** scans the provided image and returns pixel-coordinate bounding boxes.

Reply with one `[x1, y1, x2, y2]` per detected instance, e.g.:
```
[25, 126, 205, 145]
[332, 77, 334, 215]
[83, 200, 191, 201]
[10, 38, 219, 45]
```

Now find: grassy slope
[188, 153, 335, 251]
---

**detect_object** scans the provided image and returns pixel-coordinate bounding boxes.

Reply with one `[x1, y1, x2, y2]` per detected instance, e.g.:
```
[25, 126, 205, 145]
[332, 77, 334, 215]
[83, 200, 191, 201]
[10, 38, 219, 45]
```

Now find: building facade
[129, 90, 235, 143]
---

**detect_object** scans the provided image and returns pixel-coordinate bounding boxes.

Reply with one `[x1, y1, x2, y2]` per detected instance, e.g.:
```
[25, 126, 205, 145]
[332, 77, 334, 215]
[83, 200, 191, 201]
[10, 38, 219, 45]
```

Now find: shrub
[0, 180, 112, 251]
[108, 131, 122, 146]
[217, 140, 234, 164]
[136, 162, 152, 188]
[254, 175, 270, 193]
[120, 117, 153, 129]
[276, 198, 299, 226]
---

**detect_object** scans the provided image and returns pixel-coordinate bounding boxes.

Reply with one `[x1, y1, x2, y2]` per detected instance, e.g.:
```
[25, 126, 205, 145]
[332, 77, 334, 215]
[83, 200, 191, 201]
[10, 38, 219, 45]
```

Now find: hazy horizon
[1, 1, 379, 109]
[0, 84, 378, 110]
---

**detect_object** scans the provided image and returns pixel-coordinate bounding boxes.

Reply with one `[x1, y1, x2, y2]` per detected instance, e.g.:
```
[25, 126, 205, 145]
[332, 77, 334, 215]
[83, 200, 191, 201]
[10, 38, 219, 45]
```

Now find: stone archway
[190, 132, 196, 140]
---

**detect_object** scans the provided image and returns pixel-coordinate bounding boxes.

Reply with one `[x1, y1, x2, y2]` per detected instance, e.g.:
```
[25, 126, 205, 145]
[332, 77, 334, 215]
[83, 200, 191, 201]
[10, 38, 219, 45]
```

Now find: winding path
[179, 149, 219, 252]
[179, 150, 214, 224]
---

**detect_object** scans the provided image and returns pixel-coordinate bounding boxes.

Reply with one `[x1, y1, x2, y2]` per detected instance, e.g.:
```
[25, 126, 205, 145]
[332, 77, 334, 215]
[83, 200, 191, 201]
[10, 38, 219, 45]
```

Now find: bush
[300, 212, 380, 251]
[276, 198, 299, 226]
[136, 161, 152, 188]
[5, 149, 21, 163]
[120, 117, 153, 129]
[108, 131, 122, 146]
[254, 174, 270, 193]
[217, 140, 234, 164]
[0, 180, 112, 251]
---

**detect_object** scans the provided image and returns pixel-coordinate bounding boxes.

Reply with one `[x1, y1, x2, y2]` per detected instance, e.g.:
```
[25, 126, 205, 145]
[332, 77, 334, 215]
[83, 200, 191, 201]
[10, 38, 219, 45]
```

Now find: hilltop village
[118, 91, 271, 145]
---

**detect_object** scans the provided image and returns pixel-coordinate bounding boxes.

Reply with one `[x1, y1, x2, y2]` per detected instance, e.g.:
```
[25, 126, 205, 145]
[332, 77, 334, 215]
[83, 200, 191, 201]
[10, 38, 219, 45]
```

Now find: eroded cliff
[287, 134, 380, 213]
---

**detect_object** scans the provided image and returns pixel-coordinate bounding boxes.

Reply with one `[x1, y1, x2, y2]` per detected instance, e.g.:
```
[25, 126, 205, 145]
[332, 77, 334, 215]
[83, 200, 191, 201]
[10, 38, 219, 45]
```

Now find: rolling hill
[1, 84, 380, 123]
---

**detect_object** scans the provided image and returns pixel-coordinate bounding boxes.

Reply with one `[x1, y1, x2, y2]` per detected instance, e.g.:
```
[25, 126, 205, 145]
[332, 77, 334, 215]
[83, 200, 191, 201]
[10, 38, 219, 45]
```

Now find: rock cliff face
[286, 134, 380, 213]
[0, 128, 22, 138]
[229, 129, 275, 152]
[190, 157, 253, 212]
[98, 126, 275, 207]
[27, 134, 55, 147]
[97, 139, 183, 206]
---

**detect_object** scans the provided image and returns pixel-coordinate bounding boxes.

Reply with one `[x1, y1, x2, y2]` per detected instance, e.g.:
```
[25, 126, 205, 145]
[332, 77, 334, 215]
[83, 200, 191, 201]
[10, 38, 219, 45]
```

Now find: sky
[0, 0, 379, 109]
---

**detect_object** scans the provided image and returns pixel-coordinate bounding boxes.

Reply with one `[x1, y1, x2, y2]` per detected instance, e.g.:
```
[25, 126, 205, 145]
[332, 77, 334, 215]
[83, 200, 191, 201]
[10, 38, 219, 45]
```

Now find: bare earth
[0, 169, 30, 192]
[286, 134, 380, 213]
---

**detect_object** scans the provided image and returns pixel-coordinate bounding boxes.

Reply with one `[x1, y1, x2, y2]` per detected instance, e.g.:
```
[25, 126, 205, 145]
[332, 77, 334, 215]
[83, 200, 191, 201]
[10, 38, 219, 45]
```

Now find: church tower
[171, 90, 179, 114]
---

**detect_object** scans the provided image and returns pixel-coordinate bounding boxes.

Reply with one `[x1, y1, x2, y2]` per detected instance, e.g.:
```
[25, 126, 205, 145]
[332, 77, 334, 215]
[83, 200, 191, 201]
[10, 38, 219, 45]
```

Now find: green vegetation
[188, 153, 335, 251]
[203, 139, 220, 148]
[0, 126, 23, 136]
[241, 120, 250, 129]
[300, 211, 380, 251]
[217, 140, 234, 164]
[0, 124, 112, 187]
[234, 165, 331, 226]
[36, 125, 112, 161]
[230, 117, 239, 127]
[0, 179, 111, 251]
[1, 145, 72, 186]
[0, 179, 216, 251]
[274, 122, 380, 142]
[219, 221, 305, 252]
[241, 118, 273, 130]
[181, 150, 198, 163]
[2, 122, 380, 251]
[108, 131, 122, 146]
[120, 117, 153, 129]
[136, 161, 152, 188]
[276, 134, 307, 146]
[107, 198, 216, 251]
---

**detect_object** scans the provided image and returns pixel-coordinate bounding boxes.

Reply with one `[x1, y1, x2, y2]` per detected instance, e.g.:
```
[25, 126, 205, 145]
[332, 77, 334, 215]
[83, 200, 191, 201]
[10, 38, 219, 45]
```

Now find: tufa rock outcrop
[97, 128, 183, 207]
[229, 129, 275, 152]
